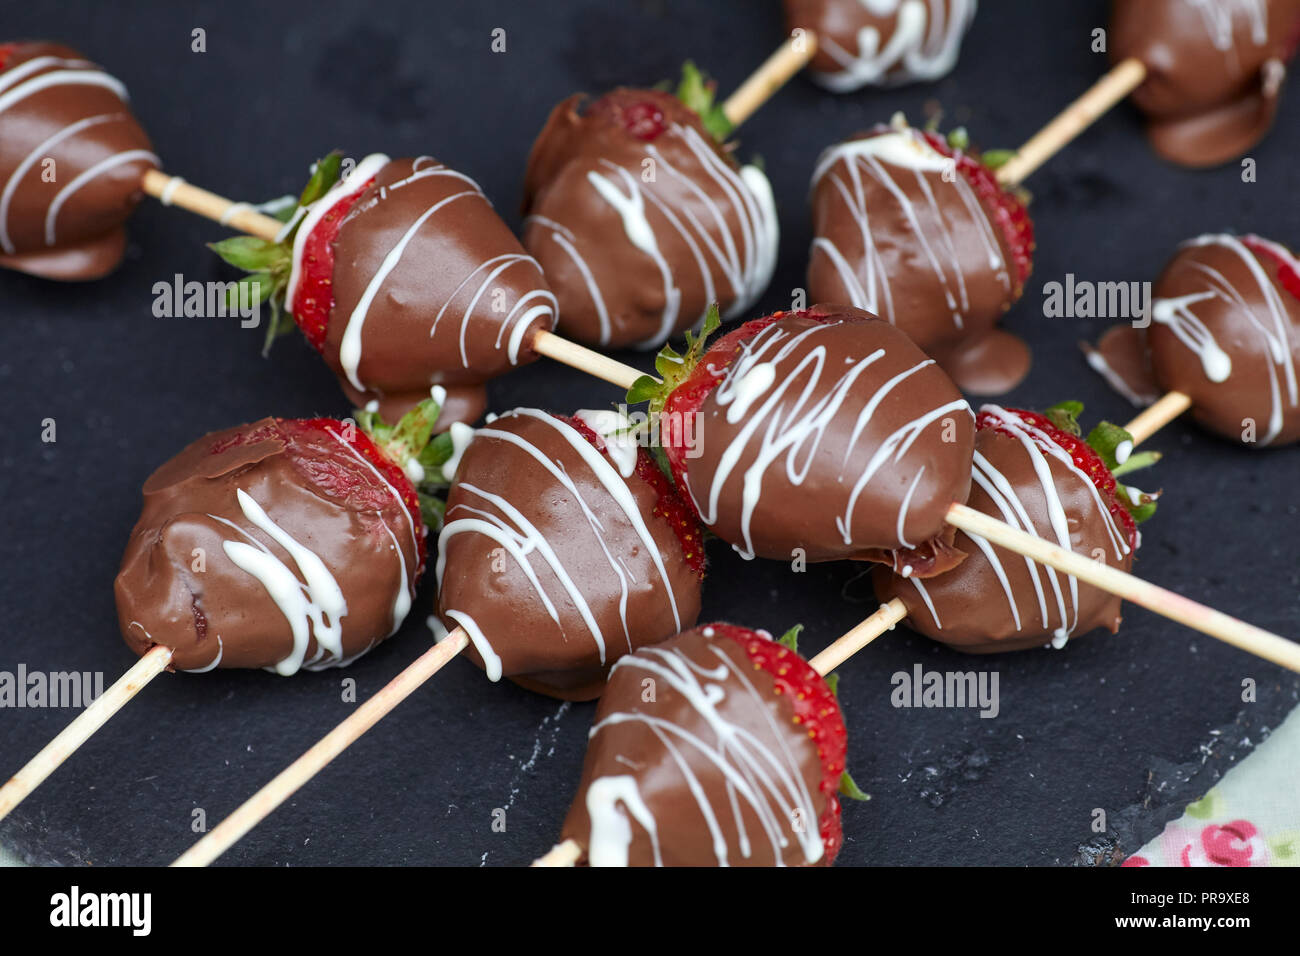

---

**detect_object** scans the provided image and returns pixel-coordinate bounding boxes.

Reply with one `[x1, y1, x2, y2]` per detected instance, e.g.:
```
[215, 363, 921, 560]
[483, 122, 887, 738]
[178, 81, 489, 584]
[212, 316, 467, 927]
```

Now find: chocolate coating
[1150, 234, 1300, 446]
[875, 406, 1134, 653]
[1110, 0, 1300, 166]
[293, 155, 557, 421]
[434, 409, 703, 701]
[522, 89, 778, 349]
[1085, 234, 1300, 447]
[0, 42, 158, 280]
[808, 127, 1030, 394]
[115, 418, 421, 673]
[784, 0, 976, 91]
[673, 306, 974, 563]
[559, 625, 830, 866]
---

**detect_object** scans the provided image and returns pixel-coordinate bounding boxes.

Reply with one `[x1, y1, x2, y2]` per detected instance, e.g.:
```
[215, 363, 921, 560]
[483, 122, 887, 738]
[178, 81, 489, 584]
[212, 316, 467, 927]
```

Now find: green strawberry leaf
[418, 492, 446, 534]
[1067, 415, 1162, 526]
[626, 303, 723, 420]
[626, 375, 662, 406]
[824, 672, 839, 696]
[777, 623, 802, 654]
[1044, 400, 1084, 436]
[208, 236, 288, 274]
[946, 126, 970, 151]
[298, 151, 344, 208]
[980, 149, 1016, 170]
[1112, 450, 1161, 478]
[223, 272, 271, 310]
[676, 61, 733, 142]
[357, 394, 445, 481]
[420, 430, 455, 473]
[209, 152, 353, 356]
[260, 285, 294, 357]
[840, 771, 870, 802]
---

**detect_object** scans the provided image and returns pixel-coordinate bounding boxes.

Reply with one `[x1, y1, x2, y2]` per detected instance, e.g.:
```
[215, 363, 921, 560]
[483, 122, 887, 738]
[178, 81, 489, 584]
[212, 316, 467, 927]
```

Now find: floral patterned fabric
[1123, 704, 1300, 868]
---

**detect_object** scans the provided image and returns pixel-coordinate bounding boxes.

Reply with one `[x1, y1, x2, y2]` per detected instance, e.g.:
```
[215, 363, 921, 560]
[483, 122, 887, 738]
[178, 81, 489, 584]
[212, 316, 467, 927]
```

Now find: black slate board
[0, 0, 1297, 867]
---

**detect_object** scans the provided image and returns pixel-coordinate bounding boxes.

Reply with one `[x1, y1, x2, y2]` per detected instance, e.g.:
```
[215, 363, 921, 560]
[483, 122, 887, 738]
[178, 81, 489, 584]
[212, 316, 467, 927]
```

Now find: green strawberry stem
[675, 61, 733, 142]
[1042, 400, 1161, 525]
[354, 392, 457, 530]
[208, 151, 346, 354]
[626, 302, 722, 417]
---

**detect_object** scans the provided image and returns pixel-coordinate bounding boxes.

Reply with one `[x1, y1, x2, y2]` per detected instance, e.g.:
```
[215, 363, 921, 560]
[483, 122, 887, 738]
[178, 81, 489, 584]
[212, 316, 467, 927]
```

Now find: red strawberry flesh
[208, 417, 426, 571]
[709, 622, 846, 865]
[861, 123, 1036, 294]
[560, 414, 706, 576]
[661, 309, 830, 513]
[290, 179, 376, 352]
[1242, 235, 1300, 303]
[977, 408, 1138, 551]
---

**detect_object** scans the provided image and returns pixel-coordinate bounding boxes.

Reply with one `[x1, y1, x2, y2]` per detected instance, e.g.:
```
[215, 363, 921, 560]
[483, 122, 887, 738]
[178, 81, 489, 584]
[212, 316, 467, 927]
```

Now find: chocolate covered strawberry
[0, 41, 158, 280]
[875, 402, 1160, 653]
[783, 0, 977, 92]
[558, 622, 860, 866]
[1086, 233, 1300, 448]
[115, 396, 452, 673]
[434, 407, 704, 701]
[522, 63, 778, 350]
[211, 152, 558, 427]
[808, 115, 1035, 393]
[632, 303, 975, 573]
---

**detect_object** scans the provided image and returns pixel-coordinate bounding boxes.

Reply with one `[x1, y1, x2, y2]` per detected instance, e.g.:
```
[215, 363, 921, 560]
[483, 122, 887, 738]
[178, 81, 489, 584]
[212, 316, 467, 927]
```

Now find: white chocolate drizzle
[809, 128, 1009, 331]
[435, 410, 684, 679]
[687, 319, 969, 559]
[525, 122, 778, 348]
[584, 638, 823, 867]
[808, 0, 976, 92]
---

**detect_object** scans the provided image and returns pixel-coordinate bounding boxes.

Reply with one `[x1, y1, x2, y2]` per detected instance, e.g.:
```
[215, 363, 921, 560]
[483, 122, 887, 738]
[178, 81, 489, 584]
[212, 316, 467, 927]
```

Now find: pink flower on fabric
[1179, 821, 1267, 867]
[1121, 855, 1150, 867]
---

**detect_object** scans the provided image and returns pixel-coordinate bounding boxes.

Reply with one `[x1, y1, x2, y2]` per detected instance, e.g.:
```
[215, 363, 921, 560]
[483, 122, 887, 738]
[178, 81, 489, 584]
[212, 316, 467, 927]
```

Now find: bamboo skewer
[996, 57, 1148, 187]
[1123, 391, 1194, 446]
[172, 629, 470, 867]
[722, 32, 819, 127]
[0, 645, 173, 823]
[944, 503, 1300, 671]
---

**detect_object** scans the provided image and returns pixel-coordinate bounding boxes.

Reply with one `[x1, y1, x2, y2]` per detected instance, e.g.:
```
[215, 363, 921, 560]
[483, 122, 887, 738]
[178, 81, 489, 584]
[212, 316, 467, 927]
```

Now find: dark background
[0, 0, 1296, 867]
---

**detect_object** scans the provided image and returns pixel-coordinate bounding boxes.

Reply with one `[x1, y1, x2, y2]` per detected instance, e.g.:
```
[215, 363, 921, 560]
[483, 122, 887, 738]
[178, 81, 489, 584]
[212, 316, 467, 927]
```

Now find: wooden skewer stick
[996, 57, 1147, 187]
[945, 503, 1300, 671]
[144, 172, 648, 392]
[1123, 391, 1194, 446]
[723, 31, 819, 128]
[0, 644, 173, 823]
[808, 599, 908, 674]
[172, 629, 470, 867]
[142, 169, 289, 241]
[533, 839, 585, 867]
